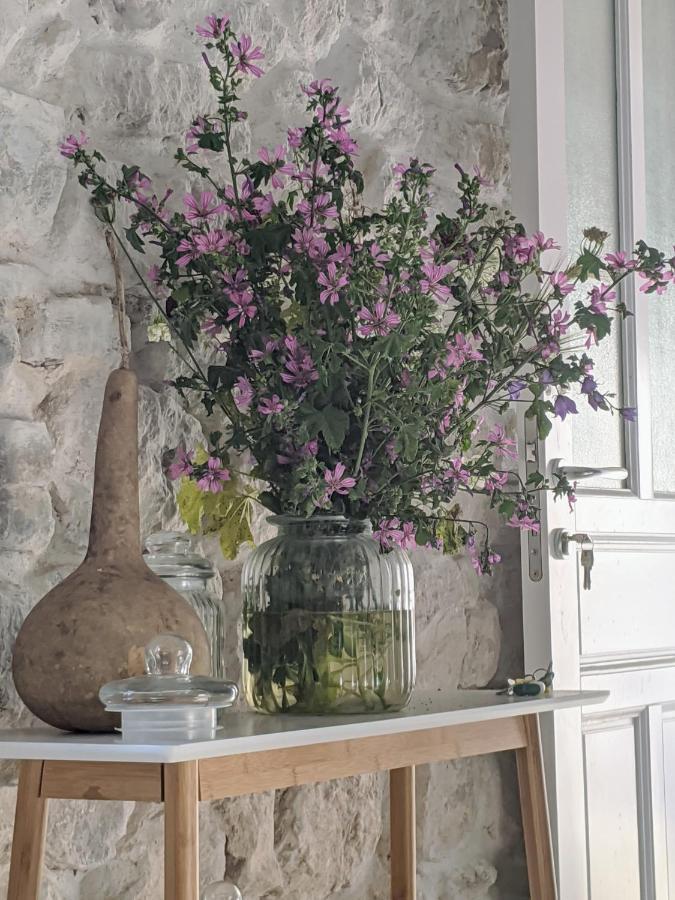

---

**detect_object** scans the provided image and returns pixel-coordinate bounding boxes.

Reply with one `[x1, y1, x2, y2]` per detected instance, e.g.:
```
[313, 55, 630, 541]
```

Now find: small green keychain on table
[498, 661, 554, 697]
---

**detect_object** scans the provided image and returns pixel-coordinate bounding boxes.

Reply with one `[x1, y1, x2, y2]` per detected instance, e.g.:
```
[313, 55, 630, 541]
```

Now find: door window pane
[643, 0, 675, 493]
[564, 0, 626, 487]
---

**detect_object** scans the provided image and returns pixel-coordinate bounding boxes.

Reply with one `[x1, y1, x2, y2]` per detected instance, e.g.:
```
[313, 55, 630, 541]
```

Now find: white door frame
[508, 5, 585, 895]
[508, 1, 658, 896]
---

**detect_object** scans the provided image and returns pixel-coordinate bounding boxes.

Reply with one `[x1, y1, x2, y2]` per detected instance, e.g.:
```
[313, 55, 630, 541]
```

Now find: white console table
[0, 689, 607, 900]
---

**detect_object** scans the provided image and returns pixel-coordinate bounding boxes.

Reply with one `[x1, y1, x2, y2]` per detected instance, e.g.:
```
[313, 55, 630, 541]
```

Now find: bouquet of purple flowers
[61, 12, 670, 571]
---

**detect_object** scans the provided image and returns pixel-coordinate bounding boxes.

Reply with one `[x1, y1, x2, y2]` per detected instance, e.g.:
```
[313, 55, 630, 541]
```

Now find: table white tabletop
[0, 689, 608, 764]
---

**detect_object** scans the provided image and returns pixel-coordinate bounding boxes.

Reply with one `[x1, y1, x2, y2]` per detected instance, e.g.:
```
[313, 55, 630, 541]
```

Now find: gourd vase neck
[86, 367, 142, 562]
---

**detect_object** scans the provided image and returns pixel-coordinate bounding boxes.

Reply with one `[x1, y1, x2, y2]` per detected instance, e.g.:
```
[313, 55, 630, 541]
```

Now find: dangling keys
[580, 536, 594, 591]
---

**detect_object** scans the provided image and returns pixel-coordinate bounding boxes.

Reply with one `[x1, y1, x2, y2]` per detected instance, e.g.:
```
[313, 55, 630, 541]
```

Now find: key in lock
[551, 530, 595, 591]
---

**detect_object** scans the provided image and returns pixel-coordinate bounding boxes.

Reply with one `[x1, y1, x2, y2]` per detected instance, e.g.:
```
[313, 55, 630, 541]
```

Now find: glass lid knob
[145, 634, 193, 676]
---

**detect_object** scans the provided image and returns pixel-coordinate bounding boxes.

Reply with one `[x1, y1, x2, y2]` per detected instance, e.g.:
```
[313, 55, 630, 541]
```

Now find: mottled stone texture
[0, 0, 527, 896]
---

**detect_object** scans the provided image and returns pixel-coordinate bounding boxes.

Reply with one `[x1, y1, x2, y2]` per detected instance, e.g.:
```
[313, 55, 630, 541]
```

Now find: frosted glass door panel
[564, 0, 626, 487]
[643, 0, 675, 494]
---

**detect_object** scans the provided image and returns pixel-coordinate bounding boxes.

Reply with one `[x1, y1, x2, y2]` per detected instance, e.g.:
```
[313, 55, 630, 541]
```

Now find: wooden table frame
[7, 713, 555, 900]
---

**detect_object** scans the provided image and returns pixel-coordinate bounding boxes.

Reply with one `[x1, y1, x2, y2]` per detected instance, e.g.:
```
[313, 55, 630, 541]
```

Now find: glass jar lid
[99, 634, 238, 710]
[144, 531, 215, 580]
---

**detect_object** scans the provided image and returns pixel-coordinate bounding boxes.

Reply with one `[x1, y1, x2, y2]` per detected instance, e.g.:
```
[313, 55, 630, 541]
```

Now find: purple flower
[420, 262, 454, 302]
[580, 374, 598, 396]
[549, 272, 574, 297]
[399, 522, 417, 550]
[201, 317, 223, 336]
[485, 470, 509, 493]
[605, 251, 637, 270]
[196, 14, 229, 38]
[472, 165, 494, 187]
[233, 376, 254, 413]
[222, 268, 249, 294]
[258, 145, 289, 188]
[287, 127, 304, 149]
[257, 394, 284, 416]
[504, 235, 536, 264]
[301, 78, 335, 97]
[127, 170, 152, 197]
[619, 407, 637, 422]
[507, 379, 527, 401]
[553, 394, 578, 421]
[183, 191, 227, 221]
[194, 229, 230, 254]
[323, 463, 356, 497]
[230, 34, 265, 77]
[467, 535, 484, 575]
[445, 333, 484, 368]
[197, 457, 231, 493]
[298, 192, 338, 221]
[167, 447, 194, 480]
[507, 514, 540, 534]
[444, 457, 471, 485]
[356, 301, 401, 338]
[292, 226, 329, 259]
[252, 193, 274, 217]
[58, 131, 88, 158]
[587, 389, 608, 411]
[639, 271, 670, 294]
[532, 231, 560, 251]
[374, 517, 405, 551]
[258, 144, 284, 165]
[281, 336, 319, 388]
[588, 283, 616, 314]
[486, 423, 518, 459]
[318, 262, 349, 305]
[249, 338, 279, 363]
[370, 242, 391, 267]
[176, 236, 201, 267]
[226, 290, 257, 327]
[326, 126, 358, 157]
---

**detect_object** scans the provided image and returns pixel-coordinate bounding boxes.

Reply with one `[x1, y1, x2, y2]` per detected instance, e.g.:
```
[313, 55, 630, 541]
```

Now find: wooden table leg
[390, 765, 416, 900]
[8, 760, 48, 900]
[164, 761, 199, 900]
[516, 715, 557, 900]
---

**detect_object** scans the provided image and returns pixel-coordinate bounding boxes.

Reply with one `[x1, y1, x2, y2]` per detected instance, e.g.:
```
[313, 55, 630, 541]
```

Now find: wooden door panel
[578, 548, 675, 657]
[584, 717, 643, 899]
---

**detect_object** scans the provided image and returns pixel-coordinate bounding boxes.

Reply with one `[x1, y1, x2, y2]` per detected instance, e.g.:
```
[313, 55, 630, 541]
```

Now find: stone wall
[0, 0, 527, 897]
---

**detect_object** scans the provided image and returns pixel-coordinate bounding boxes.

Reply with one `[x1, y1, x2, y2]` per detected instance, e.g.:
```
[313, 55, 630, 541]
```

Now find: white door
[510, 1, 675, 897]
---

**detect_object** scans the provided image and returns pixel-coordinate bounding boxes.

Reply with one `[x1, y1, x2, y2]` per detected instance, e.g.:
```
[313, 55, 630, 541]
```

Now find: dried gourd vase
[12, 368, 211, 732]
[242, 515, 415, 715]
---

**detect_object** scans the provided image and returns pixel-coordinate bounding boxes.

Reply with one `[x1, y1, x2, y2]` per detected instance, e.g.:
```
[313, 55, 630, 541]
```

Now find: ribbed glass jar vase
[241, 516, 415, 714]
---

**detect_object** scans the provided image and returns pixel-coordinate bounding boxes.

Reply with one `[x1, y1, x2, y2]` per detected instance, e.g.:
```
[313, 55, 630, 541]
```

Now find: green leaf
[576, 249, 602, 281]
[302, 405, 350, 452]
[207, 365, 235, 391]
[198, 132, 226, 152]
[176, 478, 204, 533]
[526, 399, 553, 440]
[125, 227, 145, 253]
[399, 427, 419, 463]
[172, 285, 191, 303]
[176, 477, 256, 560]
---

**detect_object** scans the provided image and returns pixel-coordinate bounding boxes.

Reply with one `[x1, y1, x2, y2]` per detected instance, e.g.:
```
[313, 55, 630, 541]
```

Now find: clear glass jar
[144, 532, 225, 678]
[241, 516, 415, 715]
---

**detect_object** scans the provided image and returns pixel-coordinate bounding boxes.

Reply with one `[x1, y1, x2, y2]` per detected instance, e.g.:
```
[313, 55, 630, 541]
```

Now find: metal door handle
[551, 458, 628, 482]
